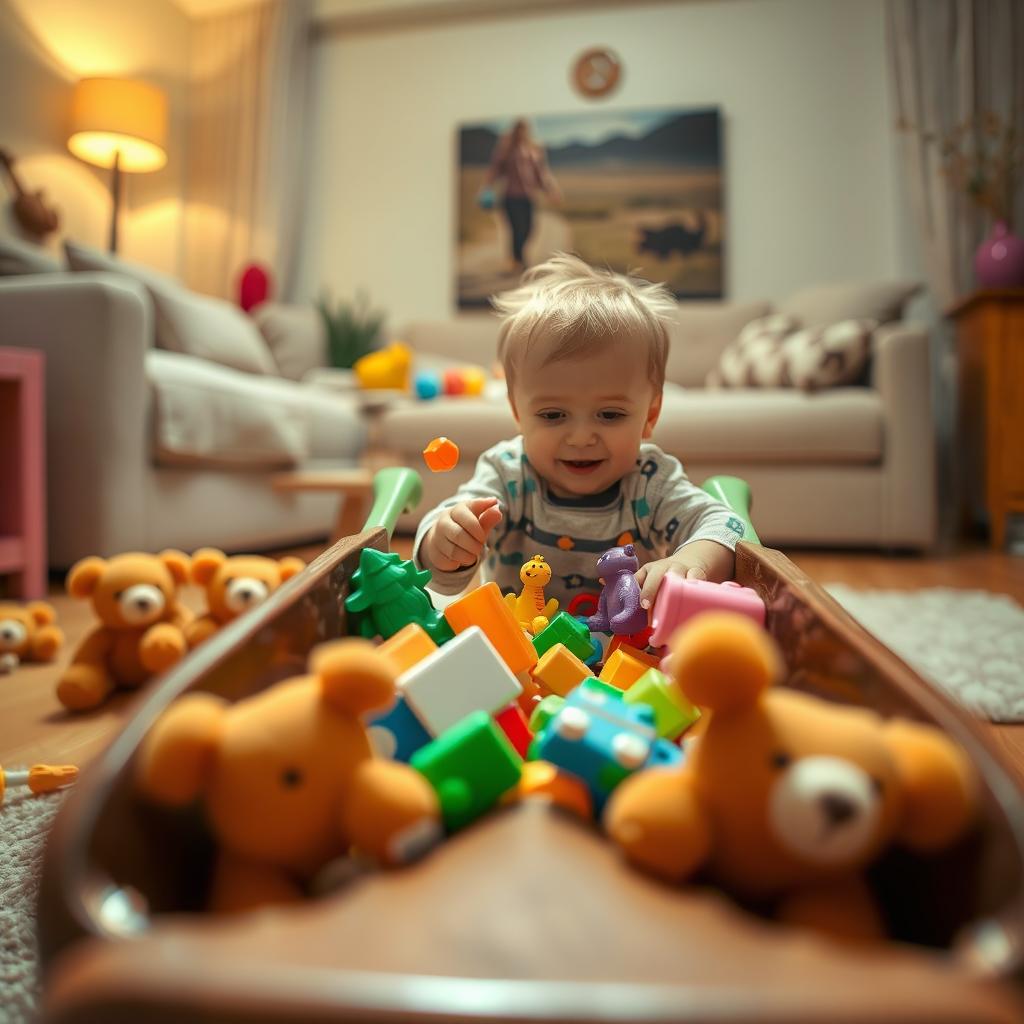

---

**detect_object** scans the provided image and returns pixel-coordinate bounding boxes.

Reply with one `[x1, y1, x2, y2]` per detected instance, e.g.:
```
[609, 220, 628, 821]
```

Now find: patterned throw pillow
[705, 314, 877, 391]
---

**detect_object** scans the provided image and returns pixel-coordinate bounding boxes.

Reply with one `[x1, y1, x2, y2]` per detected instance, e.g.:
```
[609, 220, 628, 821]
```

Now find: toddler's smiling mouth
[560, 459, 604, 473]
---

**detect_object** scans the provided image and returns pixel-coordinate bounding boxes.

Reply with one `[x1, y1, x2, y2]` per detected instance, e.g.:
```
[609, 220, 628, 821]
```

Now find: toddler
[415, 253, 744, 614]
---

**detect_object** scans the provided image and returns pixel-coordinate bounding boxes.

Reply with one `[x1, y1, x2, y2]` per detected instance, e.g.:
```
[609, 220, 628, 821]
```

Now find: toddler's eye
[537, 411, 564, 422]
[598, 410, 626, 422]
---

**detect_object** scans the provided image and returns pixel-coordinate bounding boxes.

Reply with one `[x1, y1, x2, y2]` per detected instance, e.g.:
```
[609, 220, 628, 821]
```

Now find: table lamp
[67, 77, 167, 253]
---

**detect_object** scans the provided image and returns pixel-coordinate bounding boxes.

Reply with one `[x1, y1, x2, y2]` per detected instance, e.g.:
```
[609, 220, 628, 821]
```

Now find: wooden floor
[2, 540, 1023, 789]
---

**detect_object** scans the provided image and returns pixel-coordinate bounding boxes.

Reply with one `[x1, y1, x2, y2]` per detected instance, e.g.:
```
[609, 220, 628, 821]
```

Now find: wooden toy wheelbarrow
[38, 470, 1024, 1023]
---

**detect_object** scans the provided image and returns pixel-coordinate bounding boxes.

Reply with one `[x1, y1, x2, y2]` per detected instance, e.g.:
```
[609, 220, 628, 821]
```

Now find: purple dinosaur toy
[586, 544, 648, 635]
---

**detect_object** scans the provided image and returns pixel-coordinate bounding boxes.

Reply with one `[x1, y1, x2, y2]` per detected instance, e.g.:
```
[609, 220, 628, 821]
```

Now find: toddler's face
[509, 338, 662, 498]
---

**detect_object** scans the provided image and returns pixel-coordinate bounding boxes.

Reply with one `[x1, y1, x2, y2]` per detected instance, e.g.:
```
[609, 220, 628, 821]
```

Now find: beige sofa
[0, 271, 366, 568]
[376, 284, 936, 549]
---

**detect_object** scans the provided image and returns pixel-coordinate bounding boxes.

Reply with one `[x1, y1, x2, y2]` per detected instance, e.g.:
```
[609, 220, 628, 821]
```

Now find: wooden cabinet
[948, 290, 1024, 548]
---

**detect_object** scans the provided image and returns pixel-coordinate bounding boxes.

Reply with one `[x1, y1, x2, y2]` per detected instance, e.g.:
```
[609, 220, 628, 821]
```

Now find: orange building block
[444, 582, 538, 677]
[507, 760, 592, 818]
[515, 669, 542, 715]
[422, 436, 460, 473]
[377, 623, 438, 675]
[533, 643, 593, 698]
[598, 648, 651, 691]
[605, 636, 661, 670]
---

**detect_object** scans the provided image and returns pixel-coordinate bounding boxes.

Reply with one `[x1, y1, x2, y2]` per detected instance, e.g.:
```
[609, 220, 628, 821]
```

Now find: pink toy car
[649, 576, 765, 649]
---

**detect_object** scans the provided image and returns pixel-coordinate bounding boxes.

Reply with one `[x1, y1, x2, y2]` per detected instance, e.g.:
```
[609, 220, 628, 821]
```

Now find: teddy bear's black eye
[871, 777, 884, 795]
[114, 590, 125, 600]
[771, 752, 791, 770]
[280, 768, 303, 788]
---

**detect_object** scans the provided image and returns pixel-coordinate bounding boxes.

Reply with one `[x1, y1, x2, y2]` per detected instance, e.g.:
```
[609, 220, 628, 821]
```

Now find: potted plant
[316, 291, 387, 369]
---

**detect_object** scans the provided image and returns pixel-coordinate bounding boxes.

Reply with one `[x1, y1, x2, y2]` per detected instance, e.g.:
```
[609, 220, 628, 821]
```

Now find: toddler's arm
[635, 454, 745, 608]
[413, 450, 510, 595]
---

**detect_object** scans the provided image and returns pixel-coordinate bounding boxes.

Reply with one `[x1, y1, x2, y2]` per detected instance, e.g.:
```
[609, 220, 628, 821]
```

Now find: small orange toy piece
[423, 436, 460, 473]
[511, 760, 593, 819]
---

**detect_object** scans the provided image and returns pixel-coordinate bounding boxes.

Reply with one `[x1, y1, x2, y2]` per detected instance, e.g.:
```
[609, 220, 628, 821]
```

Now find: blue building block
[648, 737, 685, 768]
[367, 695, 431, 763]
[532, 686, 657, 815]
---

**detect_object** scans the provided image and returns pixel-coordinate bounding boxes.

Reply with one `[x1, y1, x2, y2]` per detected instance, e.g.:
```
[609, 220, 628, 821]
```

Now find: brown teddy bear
[186, 548, 305, 648]
[136, 638, 441, 913]
[57, 551, 193, 712]
[0, 601, 64, 674]
[604, 612, 978, 942]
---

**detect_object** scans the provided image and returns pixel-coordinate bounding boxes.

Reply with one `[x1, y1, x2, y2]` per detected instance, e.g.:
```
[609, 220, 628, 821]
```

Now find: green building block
[411, 710, 522, 831]
[530, 694, 565, 734]
[532, 611, 593, 661]
[623, 668, 700, 740]
[344, 547, 454, 645]
[580, 676, 625, 701]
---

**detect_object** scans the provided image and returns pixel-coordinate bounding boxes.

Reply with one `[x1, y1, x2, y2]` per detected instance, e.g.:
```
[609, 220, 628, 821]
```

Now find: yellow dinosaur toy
[504, 554, 559, 635]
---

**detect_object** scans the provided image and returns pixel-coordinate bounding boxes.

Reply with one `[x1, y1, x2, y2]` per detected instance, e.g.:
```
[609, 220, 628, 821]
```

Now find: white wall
[296, 0, 921, 329]
[0, 0, 190, 274]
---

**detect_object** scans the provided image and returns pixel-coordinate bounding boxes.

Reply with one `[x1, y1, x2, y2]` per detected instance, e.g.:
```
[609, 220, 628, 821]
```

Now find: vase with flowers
[900, 109, 1024, 289]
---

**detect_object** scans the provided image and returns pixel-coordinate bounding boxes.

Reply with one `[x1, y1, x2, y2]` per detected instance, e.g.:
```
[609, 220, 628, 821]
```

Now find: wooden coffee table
[271, 466, 375, 543]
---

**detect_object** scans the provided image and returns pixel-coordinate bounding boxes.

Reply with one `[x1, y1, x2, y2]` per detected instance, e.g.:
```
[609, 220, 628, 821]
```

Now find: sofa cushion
[66, 241, 278, 375]
[653, 384, 882, 464]
[664, 300, 773, 387]
[0, 234, 63, 275]
[706, 315, 877, 391]
[253, 303, 327, 381]
[401, 315, 504, 367]
[776, 280, 920, 328]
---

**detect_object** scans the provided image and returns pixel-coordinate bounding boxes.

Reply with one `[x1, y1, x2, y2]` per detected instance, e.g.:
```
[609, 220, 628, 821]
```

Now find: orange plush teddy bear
[604, 612, 978, 942]
[57, 551, 193, 712]
[0, 601, 64, 674]
[136, 638, 441, 913]
[186, 548, 305, 647]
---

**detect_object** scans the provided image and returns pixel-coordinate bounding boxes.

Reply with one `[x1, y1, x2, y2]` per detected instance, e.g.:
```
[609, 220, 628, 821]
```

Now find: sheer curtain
[183, 0, 312, 301]
[886, 0, 1023, 309]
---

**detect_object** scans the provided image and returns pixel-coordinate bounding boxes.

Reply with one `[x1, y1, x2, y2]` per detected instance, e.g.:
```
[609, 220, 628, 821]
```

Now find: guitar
[0, 148, 60, 239]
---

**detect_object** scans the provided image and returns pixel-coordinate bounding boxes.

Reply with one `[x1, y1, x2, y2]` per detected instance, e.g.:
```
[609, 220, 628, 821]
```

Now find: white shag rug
[0, 789, 63, 1023]
[827, 585, 1024, 723]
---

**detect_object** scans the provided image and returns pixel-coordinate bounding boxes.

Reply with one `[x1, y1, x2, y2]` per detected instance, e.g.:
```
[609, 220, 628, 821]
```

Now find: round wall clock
[572, 47, 622, 99]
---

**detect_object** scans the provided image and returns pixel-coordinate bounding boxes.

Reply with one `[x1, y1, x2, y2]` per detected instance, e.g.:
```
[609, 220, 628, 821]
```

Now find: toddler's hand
[634, 540, 736, 610]
[424, 497, 503, 573]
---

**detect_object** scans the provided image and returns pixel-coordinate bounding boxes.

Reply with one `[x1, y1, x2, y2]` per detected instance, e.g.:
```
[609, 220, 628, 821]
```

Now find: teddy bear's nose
[134, 595, 152, 610]
[820, 791, 857, 827]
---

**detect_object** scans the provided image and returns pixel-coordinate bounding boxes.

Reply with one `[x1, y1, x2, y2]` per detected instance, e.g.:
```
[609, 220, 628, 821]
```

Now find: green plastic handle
[363, 467, 423, 540]
[701, 475, 760, 545]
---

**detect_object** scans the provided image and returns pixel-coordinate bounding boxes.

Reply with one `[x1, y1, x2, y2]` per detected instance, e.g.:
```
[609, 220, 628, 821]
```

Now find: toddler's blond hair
[492, 252, 676, 391]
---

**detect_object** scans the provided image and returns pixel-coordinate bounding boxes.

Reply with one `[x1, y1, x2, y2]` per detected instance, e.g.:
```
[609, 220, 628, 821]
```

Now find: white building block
[398, 626, 522, 737]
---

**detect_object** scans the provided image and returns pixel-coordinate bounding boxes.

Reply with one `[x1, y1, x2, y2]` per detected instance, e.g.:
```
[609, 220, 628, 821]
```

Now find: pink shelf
[0, 348, 46, 599]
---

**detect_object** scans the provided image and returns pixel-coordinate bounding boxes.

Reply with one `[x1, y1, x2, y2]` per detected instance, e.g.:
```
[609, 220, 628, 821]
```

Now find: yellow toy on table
[503, 554, 559, 635]
[353, 341, 412, 391]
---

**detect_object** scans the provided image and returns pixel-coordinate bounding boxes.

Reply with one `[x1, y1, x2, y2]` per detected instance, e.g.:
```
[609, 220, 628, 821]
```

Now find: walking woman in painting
[480, 118, 562, 272]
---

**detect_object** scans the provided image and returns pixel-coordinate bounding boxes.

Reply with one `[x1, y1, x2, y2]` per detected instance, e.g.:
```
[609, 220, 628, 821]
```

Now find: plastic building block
[515, 669, 542, 716]
[414, 371, 441, 400]
[532, 686, 658, 814]
[377, 623, 438, 675]
[368, 695, 432, 762]
[648, 737, 685, 768]
[494, 702, 532, 758]
[345, 548, 454, 645]
[529, 693, 565, 734]
[510, 760, 592, 819]
[586, 545, 647, 635]
[412, 710, 522, 831]
[354, 341, 412, 391]
[533, 642, 593, 698]
[445, 582, 538, 676]
[623, 667, 700, 740]
[422, 436, 460, 473]
[400, 626, 522, 737]
[605, 636, 660, 670]
[649, 576, 765, 649]
[503, 554, 559, 634]
[580, 676, 625, 701]
[598, 648, 652, 691]
[532, 611, 593, 662]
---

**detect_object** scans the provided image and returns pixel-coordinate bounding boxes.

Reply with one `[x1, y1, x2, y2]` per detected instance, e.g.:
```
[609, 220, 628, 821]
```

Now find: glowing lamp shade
[68, 78, 167, 173]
